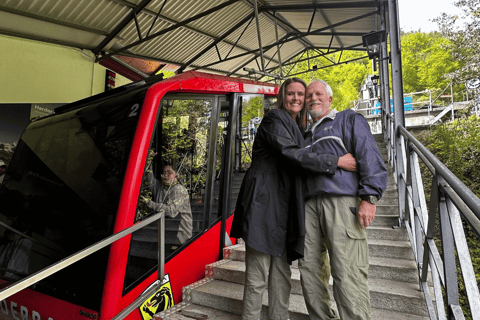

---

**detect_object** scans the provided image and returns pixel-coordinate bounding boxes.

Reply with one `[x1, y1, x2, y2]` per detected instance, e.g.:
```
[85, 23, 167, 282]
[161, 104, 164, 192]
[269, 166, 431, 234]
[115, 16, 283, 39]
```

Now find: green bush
[420, 114, 480, 320]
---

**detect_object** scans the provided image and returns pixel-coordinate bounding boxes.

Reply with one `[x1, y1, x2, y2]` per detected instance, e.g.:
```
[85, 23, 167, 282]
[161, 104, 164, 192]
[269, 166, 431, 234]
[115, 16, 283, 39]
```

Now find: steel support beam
[273, 13, 283, 78]
[380, 2, 391, 144]
[192, 10, 377, 72]
[259, 1, 380, 11]
[241, 0, 315, 50]
[225, 16, 255, 60]
[388, 0, 406, 228]
[94, 0, 154, 55]
[96, 0, 241, 62]
[109, 0, 260, 59]
[177, 12, 255, 73]
[267, 43, 364, 70]
[253, 0, 266, 71]
[288, 55, 368, 77]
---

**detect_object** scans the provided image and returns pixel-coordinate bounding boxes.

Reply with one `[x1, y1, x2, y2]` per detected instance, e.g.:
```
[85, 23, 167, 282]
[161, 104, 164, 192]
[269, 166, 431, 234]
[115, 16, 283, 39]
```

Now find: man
[299, 80, 388, 320]
[144, 165, 193, 246]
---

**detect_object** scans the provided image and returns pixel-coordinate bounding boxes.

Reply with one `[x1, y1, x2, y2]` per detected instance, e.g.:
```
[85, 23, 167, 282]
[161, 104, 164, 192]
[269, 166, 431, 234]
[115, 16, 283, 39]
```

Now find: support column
[388, 0, 406, 224]
[254, 0, 265, 72]
[380, 2, 391, 148]
[274, 12, 283, 78]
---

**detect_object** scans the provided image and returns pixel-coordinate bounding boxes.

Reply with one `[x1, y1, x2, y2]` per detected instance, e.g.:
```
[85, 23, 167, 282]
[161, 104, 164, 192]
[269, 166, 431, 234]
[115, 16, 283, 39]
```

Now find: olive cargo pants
[242, 245, 291, 320]
[299, 195, 371, 320]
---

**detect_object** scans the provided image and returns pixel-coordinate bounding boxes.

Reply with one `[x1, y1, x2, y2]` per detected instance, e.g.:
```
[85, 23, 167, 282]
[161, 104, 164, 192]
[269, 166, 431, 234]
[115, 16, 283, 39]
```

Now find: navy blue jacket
[304, 109, 387, 199]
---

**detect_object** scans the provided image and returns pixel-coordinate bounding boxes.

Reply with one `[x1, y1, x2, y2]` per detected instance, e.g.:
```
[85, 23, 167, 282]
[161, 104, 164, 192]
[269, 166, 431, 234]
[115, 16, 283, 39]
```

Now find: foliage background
[419, 114, 480, 320]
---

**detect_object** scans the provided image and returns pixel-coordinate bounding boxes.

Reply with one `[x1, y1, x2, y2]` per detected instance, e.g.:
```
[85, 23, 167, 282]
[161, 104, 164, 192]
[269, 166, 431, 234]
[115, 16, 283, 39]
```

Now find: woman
[230, 77, 355, 320]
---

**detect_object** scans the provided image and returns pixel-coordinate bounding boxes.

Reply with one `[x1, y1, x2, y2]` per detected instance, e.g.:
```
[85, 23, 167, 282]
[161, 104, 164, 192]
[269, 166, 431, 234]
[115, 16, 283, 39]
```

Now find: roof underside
[0, 0, 386, 81]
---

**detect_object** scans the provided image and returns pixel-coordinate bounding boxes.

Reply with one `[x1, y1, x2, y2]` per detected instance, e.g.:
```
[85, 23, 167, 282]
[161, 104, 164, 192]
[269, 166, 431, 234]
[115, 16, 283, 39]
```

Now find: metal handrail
[0, 210, 165, 319]
[385, 113, 480, 320]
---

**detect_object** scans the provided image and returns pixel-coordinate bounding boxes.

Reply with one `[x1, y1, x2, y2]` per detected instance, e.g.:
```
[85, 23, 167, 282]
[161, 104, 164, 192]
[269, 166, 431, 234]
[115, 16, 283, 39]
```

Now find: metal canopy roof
[0, 0, 386, 81]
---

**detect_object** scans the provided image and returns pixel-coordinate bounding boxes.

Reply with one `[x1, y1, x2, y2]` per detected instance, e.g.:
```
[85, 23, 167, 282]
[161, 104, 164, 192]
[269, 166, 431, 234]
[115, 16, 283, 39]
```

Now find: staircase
[155, 135, 432, 320]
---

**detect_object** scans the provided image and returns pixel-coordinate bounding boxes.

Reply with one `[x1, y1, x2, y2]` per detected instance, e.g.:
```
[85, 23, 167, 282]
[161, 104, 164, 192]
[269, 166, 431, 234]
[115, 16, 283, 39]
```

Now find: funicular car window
[124, 97, 215, 291]
[0, 97, 143, 310]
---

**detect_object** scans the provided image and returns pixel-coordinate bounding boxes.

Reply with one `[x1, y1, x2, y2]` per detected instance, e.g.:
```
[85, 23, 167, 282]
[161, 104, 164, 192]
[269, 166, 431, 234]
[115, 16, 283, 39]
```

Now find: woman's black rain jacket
[230, 109, 338, 263]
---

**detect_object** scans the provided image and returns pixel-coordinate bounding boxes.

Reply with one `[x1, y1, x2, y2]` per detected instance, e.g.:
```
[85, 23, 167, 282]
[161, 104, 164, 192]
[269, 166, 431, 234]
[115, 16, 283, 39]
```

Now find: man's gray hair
[310, 79, 333, 98]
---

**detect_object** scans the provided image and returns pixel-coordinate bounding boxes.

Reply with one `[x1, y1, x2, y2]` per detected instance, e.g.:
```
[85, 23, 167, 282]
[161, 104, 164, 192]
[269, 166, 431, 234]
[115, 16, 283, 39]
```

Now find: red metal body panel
[0, 283, 99, 320]
[101, 72, 277, 319]
[119, 216, 235, 320]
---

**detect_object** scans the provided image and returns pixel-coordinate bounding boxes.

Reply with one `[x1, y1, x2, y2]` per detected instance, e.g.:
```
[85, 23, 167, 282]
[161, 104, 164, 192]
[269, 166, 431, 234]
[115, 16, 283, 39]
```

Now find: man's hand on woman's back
[338, 153, 357, 172]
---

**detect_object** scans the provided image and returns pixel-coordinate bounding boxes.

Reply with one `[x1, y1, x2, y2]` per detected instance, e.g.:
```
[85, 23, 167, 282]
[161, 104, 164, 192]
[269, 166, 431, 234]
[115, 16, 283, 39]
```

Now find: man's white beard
[307, 109, 323, 119]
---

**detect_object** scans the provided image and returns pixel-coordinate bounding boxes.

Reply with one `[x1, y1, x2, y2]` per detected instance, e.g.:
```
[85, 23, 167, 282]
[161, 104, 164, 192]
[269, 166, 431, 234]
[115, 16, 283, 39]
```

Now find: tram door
[123, 94, 232, 292]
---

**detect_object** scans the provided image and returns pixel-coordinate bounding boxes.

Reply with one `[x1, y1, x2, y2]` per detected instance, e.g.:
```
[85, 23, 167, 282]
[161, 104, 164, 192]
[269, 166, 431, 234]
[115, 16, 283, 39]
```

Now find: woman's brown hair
[275, 77, 308, 130]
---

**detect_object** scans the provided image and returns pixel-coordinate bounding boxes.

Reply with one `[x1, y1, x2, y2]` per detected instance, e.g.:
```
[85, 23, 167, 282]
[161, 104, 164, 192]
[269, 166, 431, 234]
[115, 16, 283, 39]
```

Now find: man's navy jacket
[304, 108, 388, 199]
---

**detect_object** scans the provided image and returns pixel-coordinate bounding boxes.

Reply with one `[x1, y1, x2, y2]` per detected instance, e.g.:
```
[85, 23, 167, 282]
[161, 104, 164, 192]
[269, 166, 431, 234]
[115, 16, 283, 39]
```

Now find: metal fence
[386, 112, 480, 320]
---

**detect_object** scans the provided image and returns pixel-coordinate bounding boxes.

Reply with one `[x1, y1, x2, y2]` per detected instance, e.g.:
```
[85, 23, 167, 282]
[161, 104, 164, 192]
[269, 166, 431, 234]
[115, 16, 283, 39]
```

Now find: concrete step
[180, 277, 430, 318]
[383, 188, 398, 197]
[154, 303, 242, 319]
[170, 301, 429, 320]
[371, 214, 398, 227]
[373, 134, 385, 143]
[226, 237, 415, 262]
[378, 196, 398, 206]
[213, 252, 422, 288]
[368, 226, 409, 241]
[376, 204, 399, 215]
[368, 239, 415, 260]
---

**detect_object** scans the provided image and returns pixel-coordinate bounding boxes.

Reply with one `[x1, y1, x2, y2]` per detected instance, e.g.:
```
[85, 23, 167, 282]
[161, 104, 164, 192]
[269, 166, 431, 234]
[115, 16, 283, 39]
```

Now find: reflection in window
[0, 99, 142, 310]
[124, 98, 214, 291]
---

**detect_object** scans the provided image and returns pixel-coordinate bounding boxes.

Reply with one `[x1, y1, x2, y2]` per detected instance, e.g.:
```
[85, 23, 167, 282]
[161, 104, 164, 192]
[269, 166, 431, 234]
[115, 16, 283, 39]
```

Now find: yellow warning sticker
[139, 274, 175, 320]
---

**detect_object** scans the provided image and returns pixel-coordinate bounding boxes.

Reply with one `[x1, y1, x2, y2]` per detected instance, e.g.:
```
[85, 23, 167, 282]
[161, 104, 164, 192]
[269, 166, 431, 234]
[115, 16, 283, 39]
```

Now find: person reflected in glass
[144, 165, 193, 251]
[230, 77, 357, 320]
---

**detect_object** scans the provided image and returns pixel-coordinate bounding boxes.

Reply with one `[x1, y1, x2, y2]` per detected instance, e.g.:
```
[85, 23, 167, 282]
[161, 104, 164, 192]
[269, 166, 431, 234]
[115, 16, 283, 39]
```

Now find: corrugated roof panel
[0, 0, 382, 78]
[0, 0, 131, 34]
[189, 2, 252, 35]
[192, 41, 251, 71]
[280, 8, 377, 33]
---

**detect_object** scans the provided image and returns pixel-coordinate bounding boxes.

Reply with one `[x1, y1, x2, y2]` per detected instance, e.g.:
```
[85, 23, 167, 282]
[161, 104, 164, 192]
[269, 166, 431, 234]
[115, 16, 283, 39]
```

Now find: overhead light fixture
[312, 65, 318, 71]
[362, 30, 386, 60]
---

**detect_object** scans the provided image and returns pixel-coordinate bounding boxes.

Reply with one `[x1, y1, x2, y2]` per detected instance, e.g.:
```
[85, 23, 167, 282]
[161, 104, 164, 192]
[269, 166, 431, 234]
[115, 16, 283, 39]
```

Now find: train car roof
[54, 71, 279, 115]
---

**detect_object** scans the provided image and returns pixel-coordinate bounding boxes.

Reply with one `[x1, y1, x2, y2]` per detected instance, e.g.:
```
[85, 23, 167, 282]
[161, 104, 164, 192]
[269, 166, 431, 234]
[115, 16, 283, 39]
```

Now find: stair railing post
[158, 210, 165, 281]
[395, 134, 407, 226]
[438, 177, 460, 320]
[404, 140, 415, 246]
[410, 151, 425, 272]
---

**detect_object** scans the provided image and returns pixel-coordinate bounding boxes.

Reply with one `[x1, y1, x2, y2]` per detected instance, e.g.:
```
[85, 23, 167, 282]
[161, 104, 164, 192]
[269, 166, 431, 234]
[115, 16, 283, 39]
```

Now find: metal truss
[194, 9, 378, 75]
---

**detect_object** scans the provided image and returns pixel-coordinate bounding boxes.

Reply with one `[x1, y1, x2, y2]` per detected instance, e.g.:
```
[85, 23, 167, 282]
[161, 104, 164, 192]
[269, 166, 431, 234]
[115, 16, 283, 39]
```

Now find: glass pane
[0, 98, 142, 310]
[238, 95, 265, 172]
[124, 97, 216, 291]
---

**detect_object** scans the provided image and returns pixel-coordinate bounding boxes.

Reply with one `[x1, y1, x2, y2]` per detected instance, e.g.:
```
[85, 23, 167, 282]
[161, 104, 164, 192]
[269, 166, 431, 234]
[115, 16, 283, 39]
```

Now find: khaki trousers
[299, 195, 371, 320]
[242, 245, 291, 320]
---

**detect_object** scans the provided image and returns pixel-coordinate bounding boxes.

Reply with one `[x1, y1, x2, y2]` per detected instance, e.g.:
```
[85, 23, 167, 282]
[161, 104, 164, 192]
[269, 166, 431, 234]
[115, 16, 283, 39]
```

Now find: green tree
[283, 50, 370, 111]
[401, 32, 461, 101]
[421, 114, 480, 320]
[242, 96, 263, 126]
[434, 0, 480, 102]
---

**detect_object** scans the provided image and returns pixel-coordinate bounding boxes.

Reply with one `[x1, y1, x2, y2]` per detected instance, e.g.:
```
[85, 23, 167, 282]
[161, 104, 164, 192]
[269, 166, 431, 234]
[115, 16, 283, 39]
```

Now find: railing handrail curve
[0, 210, 165, 301]
[398, 125, 480, 222]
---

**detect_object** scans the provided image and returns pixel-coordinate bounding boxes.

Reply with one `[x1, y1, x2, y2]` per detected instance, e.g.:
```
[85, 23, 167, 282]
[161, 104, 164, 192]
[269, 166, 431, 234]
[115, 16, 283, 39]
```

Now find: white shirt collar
[306, 108, 338, 133]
